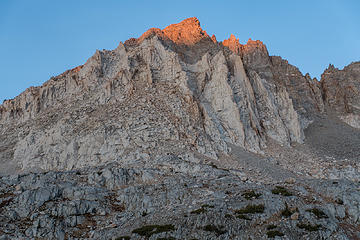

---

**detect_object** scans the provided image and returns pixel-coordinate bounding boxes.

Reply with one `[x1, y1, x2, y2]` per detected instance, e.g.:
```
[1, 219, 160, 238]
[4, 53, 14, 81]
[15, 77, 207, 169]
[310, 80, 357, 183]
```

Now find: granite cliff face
[1, 17, 360, 240]
[0, 17, 307, 173]
[222, 34, 325, 128]
[0, 18, 359, 174]
[321, 62, 360, 128]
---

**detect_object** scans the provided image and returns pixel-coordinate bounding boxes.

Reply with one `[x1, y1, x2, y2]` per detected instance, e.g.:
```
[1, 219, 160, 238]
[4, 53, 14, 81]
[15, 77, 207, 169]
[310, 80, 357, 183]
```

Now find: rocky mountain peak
[221, 35, 269, 62]
[162, 17, 210, 45]
[222, 34, 242, 54]
[123, 17, 215, 64]
[136, 27, 164, 43]
[242, 38, 269, 57]
[210, 34, 217, 43]
[345, 61, 360, 71]
[322, 63, 338, 74]
[124, 17, 210, 47]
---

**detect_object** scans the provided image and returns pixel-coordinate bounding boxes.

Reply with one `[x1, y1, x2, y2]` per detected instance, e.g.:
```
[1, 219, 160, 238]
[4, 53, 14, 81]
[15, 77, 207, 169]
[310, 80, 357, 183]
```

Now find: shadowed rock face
[321, 62, 360, 128]
[270, 57, 325, 126]
[222, 34, 325, 128]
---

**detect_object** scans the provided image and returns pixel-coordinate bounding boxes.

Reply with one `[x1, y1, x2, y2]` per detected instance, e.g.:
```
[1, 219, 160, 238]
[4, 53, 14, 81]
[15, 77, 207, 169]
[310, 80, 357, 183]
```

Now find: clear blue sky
[1, 0, 359, 101]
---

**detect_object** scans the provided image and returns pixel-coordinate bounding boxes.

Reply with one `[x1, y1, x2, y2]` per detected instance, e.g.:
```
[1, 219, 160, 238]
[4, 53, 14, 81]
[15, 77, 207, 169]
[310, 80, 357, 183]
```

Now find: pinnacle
[174, 17, 201, 27]
[222, 34, 241, 54]
[229, 34, 237, 41]
[162, 17, 210, 45]
[126, 17, 211, 47]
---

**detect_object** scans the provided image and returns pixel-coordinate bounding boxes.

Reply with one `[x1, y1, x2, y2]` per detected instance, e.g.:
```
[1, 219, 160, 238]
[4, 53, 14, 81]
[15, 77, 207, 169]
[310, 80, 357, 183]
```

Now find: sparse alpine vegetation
[132, 224, 175, 238]
[242, 190, 262, 200]
[266, 230, 284, 238]
[297, 223, 321, 232]
[306, 208, 328, 218]
[281, 202, 294, 217]
[190, 204, 214, 214]
[203, 224, 226, 236]
[237, 214, 252, 220]
[271, 186, 293, 196]
[235, 204, 265, 214]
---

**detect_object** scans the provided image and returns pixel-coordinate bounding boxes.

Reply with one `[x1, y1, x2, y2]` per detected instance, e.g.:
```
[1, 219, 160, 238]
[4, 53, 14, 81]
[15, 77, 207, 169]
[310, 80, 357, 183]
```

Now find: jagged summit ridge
[222, 34, 268, 56]
[125, 17, 210, 47]
[163, 17, 210, 45]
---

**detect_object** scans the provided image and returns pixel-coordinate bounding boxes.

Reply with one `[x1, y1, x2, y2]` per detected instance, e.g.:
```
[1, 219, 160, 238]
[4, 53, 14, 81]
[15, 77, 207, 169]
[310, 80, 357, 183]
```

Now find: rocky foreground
[1, 17, 360, 239]
[1, 151, 360, 240]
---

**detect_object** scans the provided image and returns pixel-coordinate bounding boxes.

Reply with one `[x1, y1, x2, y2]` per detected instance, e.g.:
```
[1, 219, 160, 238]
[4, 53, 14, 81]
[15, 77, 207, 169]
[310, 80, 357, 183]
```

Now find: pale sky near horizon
[1, 0, 359, 101]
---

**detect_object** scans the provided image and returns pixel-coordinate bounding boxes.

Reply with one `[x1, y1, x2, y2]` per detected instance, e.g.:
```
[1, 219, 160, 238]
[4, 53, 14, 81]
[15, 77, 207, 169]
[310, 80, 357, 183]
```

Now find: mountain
[1, 17, 360, 240]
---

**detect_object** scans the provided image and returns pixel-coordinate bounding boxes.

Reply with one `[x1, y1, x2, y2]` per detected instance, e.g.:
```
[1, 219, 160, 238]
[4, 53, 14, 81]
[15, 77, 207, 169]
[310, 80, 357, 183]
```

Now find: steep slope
[321, 62, 360, 128]
[222, 34, 324, 128]
[0, 17, 304, 173]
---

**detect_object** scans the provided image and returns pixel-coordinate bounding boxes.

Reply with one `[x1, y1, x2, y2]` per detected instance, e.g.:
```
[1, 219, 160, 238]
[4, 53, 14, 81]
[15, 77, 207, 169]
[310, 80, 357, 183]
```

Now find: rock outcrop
[1, 156, 359, 240]
[222, 34, 325, 129]
[321, 62, 360, 128]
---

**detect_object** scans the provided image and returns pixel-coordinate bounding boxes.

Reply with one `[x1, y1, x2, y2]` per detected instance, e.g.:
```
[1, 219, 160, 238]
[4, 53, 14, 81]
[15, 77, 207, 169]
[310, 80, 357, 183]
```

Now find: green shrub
[132, 224, 175, 237]
[271, 186, 292, 196]
[201, 204, 214, 208]
[266, 224, 277, 230]
[306, 208, 328, 218]
[236, 214, 252, 220]
[281, 202, 293, 217]
[191, 208, 207, 214]
[235, 204, 265, 214]
[266, 230, 284, 238]
[297, 223, 321, 232]
[203, 224, 226, 236]
[242, 190, 261, 200]
[191, 204, 214, 214]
